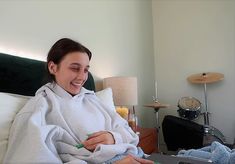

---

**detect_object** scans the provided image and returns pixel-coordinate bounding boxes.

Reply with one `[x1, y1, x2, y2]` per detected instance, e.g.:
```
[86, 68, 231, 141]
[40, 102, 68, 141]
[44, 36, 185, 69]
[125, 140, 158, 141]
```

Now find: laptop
[147, 153, 213, 164]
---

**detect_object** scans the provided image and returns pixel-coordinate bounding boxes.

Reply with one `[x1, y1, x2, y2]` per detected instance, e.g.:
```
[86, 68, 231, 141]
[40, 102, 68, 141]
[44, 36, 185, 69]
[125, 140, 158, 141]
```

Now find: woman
[4, 38, 153, 164]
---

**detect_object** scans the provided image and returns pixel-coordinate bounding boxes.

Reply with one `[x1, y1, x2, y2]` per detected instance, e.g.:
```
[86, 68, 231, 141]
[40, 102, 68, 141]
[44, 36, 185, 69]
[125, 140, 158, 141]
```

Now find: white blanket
[4, 83, 139, 164]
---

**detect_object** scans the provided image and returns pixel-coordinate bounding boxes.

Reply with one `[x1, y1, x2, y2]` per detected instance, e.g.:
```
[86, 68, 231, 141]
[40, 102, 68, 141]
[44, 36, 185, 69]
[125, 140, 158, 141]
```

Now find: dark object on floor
[162, 115, 204, 151]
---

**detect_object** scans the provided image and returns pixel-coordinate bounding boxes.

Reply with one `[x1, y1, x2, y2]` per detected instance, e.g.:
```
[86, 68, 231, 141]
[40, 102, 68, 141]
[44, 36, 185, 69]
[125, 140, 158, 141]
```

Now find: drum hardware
[187, 72, 226, 145]
[203, 125, 226, 146]
[177, 96, 201, 120]
[187, 72, 224, 125]
[152, 96, 159, 103]
[144, 101, 170, 152]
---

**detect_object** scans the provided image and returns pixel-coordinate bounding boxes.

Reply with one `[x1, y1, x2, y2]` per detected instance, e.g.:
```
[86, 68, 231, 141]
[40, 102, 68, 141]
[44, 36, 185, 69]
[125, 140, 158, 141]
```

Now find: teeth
[72, 82, 82, 86]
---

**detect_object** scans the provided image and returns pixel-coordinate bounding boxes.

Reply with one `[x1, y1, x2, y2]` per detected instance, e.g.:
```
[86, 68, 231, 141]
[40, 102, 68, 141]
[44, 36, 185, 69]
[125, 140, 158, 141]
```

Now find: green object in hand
[75, 143, 84, 149]
[87, 133, 93, 137]
[75, 134, 92, 149]
[154, 161, 161, 164]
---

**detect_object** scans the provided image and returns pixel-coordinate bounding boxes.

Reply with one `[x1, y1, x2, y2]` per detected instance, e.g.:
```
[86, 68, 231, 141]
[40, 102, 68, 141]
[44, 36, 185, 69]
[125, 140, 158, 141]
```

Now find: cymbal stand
[203, 82, 210, 126]
[187, 72, 226, 144]
[202, 81, 226, 145]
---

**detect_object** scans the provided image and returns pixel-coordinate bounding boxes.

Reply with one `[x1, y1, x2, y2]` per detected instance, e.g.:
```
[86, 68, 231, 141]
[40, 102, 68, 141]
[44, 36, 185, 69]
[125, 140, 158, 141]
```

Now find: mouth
[71, 81, 83, 88]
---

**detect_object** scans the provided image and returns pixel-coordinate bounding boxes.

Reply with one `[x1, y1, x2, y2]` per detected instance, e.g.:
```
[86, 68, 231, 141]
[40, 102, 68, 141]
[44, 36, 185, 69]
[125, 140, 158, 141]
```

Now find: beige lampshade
[103, 76, 138, 106]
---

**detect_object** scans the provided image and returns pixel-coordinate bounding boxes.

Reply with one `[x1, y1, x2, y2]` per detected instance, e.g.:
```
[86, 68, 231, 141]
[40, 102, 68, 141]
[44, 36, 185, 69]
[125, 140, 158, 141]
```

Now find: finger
[83, 135, 104, 148]
[114, 155, 141, 164]
[133, 156, 154, 164]
[84, 131, 114, 150]
[87, 132, 111, 144]
[84, 143, 97, 151]
[87, 131, 106, 139]
[84, 140, 108, 151]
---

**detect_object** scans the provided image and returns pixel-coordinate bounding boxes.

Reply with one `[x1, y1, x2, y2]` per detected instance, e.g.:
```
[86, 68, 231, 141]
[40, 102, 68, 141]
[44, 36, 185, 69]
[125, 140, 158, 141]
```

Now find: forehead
[61, 52, 90, 65]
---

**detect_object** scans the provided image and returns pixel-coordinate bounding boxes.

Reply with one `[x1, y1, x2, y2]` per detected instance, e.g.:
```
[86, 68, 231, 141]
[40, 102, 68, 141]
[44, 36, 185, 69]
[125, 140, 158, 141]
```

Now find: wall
[0, 0, 156, 127]
[152, 0, 235, 149]
[3, 0, 234, 151]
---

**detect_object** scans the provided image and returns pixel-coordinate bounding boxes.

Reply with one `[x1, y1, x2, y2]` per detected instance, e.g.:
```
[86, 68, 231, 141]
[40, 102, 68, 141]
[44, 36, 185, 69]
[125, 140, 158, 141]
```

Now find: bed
[0, 53, 115, 163]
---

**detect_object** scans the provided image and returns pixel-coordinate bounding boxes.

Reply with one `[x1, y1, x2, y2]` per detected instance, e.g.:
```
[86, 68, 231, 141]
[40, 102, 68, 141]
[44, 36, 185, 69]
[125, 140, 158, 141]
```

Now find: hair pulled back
[46, 38, 92, 82]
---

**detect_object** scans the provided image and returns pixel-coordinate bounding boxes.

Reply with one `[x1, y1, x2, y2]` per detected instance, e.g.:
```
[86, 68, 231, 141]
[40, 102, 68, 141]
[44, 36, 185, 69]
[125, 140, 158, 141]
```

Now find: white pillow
[95, 88, 115, 112]
[0, 92, 30, 163]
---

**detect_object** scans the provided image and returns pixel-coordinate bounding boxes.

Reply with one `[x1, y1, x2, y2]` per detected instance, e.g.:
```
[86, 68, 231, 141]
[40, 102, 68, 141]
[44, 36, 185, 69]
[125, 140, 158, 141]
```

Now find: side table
[144, 102, 170, 151]
[137, 127, 158, 154]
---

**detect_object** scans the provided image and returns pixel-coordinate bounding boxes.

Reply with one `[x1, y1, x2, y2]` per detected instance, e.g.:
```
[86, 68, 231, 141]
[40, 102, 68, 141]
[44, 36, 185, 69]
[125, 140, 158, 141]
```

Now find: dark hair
[46, 38, 92, 82]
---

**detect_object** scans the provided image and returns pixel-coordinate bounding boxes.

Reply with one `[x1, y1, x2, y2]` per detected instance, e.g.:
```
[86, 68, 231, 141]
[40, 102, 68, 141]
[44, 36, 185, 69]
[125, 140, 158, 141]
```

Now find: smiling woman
[3, 38, 154, 164]
[48, 51, 90, 95]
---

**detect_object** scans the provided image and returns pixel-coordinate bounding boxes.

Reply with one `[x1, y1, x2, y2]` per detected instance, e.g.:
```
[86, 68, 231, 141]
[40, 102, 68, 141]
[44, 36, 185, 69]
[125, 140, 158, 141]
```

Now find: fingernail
[75, 143, 84, 149]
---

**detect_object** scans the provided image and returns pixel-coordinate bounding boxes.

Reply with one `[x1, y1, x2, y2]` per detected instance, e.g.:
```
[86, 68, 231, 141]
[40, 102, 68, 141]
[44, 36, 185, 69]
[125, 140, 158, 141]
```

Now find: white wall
[152, 0, 235, 148]
[2, 0, 234, 150]
[0, 0, 156, 127]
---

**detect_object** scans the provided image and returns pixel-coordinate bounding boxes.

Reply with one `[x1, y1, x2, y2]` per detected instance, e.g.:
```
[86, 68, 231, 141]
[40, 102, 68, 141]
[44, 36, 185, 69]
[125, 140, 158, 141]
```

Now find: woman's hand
[83, 131, 115, 151]
[114, 155, 154, 164]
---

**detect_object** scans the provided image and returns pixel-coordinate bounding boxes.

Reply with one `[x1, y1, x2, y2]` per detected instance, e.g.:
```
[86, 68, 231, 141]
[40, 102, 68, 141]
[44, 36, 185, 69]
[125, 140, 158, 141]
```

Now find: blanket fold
[177, 141, 235, 164]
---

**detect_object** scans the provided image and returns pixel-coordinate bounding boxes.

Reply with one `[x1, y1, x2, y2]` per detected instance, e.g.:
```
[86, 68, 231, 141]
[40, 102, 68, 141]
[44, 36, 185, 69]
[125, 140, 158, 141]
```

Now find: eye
[84, 68, 89, 73]
[70, 67, 80, 72]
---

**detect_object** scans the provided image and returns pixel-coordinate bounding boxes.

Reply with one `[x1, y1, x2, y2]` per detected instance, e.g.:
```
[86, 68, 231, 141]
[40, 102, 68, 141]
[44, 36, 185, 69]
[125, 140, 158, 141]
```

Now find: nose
[76, 71, 88, 81]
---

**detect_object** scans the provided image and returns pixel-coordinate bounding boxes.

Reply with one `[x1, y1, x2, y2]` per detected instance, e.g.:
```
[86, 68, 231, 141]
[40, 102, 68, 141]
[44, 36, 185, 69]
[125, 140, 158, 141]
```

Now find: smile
[71, 82, 83, 87]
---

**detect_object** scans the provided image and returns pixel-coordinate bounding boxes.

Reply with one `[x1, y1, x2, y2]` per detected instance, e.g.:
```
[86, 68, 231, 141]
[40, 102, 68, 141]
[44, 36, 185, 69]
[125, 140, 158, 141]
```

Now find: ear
[48, 61, 57, 74]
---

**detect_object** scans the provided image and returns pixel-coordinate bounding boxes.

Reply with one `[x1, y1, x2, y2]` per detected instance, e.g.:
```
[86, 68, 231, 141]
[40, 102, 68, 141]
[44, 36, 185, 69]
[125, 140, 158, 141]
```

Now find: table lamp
[103, 76, 138, 131]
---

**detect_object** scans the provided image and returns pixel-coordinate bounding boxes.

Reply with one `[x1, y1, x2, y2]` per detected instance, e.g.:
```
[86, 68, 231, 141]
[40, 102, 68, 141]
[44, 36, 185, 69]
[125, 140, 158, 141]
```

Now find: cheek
[67, 72, 78, 80]
[84, 73, 88, 81]
[56, 70, 74, 82]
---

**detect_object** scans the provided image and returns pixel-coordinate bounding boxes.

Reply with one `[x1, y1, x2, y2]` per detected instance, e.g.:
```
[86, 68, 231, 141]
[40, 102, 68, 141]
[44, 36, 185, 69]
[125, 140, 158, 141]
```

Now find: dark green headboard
[0, 53, 95, 96]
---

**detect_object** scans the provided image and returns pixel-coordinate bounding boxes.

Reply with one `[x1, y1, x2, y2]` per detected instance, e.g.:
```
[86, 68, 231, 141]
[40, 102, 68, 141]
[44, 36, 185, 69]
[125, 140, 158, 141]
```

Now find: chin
[69, 84, 82, 95]
[71, 89, 81, 95]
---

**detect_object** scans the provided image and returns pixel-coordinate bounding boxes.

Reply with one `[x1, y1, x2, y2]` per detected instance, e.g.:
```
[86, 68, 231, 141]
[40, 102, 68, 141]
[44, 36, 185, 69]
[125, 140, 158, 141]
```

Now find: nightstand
[137, 127, 158, 154]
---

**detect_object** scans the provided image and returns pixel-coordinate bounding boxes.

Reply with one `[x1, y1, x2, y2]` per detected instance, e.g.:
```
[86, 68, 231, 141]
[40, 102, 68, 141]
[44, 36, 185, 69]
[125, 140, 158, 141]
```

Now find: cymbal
[187, 72, 224, 84]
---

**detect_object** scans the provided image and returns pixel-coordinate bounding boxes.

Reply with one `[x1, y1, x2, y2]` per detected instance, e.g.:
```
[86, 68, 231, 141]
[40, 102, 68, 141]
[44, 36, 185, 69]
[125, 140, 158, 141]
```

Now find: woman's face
[48, 52, 90, 95]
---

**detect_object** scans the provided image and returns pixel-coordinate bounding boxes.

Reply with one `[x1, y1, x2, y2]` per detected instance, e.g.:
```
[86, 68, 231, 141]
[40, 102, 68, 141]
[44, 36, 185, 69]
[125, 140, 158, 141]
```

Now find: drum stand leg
[203, 83, 210, 125]
[154, 107, 160, 152]
[202, 83, 226, 145]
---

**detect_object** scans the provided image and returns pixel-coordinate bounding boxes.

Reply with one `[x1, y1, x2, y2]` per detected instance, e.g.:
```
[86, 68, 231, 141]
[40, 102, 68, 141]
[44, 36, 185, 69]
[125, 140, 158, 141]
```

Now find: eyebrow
[70, 63, 90, 68]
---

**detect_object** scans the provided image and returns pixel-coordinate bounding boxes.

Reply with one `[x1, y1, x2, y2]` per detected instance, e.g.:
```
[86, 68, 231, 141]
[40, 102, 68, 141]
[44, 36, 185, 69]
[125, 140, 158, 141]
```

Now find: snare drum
[178, 97, 201, 120]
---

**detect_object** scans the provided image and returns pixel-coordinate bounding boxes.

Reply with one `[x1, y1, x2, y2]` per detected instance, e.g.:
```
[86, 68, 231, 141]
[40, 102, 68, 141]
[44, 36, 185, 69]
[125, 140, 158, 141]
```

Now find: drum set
[177, 72, 226, 146]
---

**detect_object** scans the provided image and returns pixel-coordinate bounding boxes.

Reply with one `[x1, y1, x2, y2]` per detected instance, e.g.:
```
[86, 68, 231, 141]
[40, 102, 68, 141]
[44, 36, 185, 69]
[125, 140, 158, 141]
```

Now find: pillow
[95, 88, 115, 112]
[0, 92, 30, 163]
